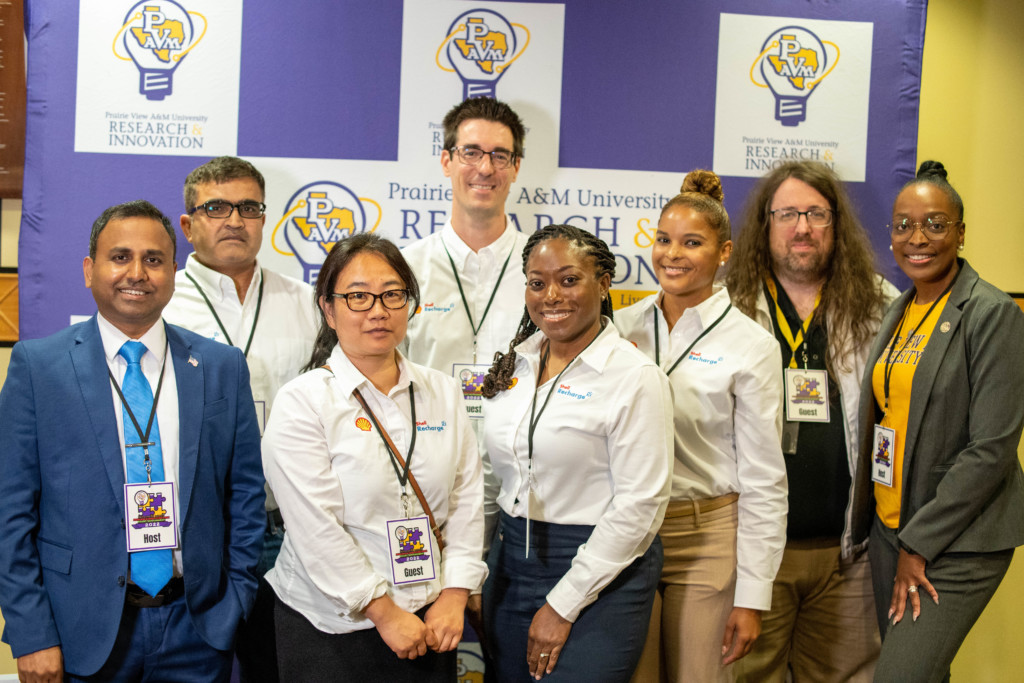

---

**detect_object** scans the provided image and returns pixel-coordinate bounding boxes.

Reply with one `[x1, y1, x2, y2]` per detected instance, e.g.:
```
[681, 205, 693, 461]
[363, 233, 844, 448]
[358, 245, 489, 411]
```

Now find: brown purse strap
[352, 387, 446, 552]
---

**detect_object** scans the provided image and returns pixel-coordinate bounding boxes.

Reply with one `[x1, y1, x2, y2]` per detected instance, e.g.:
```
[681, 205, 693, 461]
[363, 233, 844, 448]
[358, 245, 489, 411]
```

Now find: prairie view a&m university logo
[750, 26, 838, 127]
[112, 1, 207, 100]
[437, 9, 529, 99]
[273, 182, 382, 285]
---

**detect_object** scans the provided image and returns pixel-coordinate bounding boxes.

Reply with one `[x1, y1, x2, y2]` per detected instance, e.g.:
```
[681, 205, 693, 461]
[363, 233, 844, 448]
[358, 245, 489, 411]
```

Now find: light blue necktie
[119, 340, 172, 597]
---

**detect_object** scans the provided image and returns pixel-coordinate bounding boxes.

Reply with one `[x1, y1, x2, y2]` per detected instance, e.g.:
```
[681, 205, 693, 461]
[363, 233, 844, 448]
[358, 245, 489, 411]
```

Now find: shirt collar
[326, 344, 413, 399]
[184, 253, 262, 304]
[515, 316, 619, 375]
[440, 217, 518, 268]
[663, 284, 731, 330]
[96, 312, 168, 365]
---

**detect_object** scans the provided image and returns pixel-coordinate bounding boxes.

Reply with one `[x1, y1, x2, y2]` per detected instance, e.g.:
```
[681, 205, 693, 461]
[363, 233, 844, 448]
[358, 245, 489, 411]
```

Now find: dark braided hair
[481, 224, 616, 398]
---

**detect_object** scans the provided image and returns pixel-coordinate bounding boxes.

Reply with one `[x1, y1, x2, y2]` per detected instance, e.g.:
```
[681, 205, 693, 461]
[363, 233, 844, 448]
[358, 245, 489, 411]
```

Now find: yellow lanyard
[765, 279, 820, 369]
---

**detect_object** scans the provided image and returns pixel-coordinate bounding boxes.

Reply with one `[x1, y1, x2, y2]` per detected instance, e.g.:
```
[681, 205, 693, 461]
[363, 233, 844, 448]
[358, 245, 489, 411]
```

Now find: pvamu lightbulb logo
[112, 1, 207, 100]
[750, 26, 839, 127]
[436, 9, 530, 100]
[272, 182, 382, 285]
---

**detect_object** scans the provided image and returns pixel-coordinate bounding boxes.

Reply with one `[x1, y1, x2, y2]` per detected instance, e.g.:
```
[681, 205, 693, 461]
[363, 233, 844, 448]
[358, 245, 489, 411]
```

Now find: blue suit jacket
[0, 317, 266, 676]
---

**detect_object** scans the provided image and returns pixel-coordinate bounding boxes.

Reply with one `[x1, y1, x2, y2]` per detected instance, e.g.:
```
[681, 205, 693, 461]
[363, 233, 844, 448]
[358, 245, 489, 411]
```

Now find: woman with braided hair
[480, 224, 673, 681]
[616, 170, 787, 682]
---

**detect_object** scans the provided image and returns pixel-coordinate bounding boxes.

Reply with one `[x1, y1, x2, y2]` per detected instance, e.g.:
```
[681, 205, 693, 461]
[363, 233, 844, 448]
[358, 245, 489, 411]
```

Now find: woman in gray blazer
[850, 160, 1024, 682]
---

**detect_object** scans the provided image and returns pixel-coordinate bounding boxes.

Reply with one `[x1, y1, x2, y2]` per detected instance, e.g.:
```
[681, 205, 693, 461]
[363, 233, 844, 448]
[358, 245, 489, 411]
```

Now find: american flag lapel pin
[188, 356, 198, 367]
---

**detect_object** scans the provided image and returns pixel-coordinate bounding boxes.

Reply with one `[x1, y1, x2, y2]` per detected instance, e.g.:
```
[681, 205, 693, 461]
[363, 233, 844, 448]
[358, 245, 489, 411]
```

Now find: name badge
[386, 516, 437, 585]
[453, 363, 490, 420]
[871, 425, 896, 487]
[784, 368, 830, 422]
[124, 482, 179, 552]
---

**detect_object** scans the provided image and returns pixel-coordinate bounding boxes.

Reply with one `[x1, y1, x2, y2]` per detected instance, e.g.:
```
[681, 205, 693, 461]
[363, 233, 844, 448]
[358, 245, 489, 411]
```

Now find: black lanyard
[881, 272, 959, 411]
[526, 328, 603, 467]
[442, 241, 514, 363]
[654, 302, 732, 376]
[185, 269, 264, 357]
[355, 384, 418, 489]
[107, 339, 169, 482]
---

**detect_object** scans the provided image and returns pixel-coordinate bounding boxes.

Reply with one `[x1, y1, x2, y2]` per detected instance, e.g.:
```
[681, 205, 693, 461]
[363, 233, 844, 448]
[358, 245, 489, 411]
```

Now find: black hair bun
[916, 160, 948, 181]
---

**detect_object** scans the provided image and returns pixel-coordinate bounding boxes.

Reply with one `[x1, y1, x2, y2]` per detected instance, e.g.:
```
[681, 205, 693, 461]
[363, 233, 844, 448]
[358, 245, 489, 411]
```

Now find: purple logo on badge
[791, 375, 825, 404]
[131, 490, 174, 529]
[393, 525, 430, 563]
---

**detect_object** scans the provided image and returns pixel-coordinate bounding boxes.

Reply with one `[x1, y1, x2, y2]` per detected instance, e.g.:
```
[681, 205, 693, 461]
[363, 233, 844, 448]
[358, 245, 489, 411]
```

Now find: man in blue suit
[0, 200, 266, 681]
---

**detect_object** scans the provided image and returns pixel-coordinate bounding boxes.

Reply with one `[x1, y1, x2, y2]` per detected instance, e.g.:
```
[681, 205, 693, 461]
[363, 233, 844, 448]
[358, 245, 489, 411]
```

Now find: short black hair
[89, 200, 176, 259]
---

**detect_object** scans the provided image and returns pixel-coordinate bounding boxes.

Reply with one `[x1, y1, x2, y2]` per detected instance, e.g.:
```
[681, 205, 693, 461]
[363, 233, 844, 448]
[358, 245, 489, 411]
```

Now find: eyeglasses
[449, 146, 517, 170]
[770, 208, 834, 229]
[188, 200, 267, 219]
[889, 217, 960, 242]
[329, 289, 410, 312]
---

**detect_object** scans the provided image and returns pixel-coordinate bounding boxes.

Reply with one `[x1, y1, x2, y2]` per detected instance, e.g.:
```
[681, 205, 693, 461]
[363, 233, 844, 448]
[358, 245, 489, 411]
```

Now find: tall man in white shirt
[0, 200, 264, 682]
[727, 161, 898, 683]
[162, 156, 318, 683]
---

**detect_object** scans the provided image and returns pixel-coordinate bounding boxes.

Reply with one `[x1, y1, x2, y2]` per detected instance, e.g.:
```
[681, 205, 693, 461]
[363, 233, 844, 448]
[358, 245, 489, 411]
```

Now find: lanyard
[881, 273, 959, 411]
[442, 241, 515, 364]
[107, 340, 169, 484]
[654, 301, 732, 376]
[354, 384, 418, 512]
[185, 269, 264, 357]
[765, 279, 820, 369]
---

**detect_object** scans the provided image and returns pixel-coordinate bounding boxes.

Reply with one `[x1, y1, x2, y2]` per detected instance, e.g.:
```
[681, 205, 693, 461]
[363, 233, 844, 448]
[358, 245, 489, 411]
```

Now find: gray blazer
[850, 260, 1024, 561]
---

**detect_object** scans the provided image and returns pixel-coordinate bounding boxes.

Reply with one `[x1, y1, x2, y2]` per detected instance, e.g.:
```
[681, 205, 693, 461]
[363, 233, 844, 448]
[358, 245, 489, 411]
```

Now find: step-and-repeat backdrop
[21, 0, 925, 339]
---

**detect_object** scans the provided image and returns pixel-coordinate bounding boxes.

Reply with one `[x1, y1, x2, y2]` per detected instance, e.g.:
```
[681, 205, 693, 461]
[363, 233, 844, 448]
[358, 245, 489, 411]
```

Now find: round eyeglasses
[329, 289, 410, 312]
[888, 217, 960, 242]
[449, 146, 517, 170]
[188, 200, 267, 219]
[769, 208, 834, 229]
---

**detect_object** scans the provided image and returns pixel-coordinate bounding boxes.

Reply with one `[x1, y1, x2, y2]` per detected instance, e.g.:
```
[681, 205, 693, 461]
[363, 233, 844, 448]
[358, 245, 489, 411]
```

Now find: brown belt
[663, 492, 739, 520]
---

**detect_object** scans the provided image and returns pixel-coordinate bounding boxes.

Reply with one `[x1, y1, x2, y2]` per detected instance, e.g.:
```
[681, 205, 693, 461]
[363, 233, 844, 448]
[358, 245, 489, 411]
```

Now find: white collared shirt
[482, 322, 673, 622]
[96, 313, 182, 575]
[162, 254, 318, 436]
[263, 345, 487, 634]
[615, 287, 788, 610]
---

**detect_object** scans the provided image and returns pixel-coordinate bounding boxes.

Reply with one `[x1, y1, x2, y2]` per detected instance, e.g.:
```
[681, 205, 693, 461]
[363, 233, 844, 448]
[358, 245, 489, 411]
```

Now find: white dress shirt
[96, 313, 182, 575]
[615, 286, 788, 610]
[162, 254, 318, 436]
[263, 345, 487, 634]
[482, 321, 673, 622]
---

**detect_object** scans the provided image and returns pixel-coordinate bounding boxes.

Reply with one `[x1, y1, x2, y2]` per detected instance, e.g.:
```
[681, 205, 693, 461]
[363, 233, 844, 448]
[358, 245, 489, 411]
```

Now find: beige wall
[0, 0, 1021, 675]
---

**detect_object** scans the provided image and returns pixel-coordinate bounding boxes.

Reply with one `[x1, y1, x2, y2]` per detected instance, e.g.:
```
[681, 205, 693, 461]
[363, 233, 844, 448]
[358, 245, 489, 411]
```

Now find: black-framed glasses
[330, 289, 410, 312]
[188, 200, 267, 219]
[449, 146, 517, 170]
[770, 208, 834, 229]
[888, 217, 960, 242]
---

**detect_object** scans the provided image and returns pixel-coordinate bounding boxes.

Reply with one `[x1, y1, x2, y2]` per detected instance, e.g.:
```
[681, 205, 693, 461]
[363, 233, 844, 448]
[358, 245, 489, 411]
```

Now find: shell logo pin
[355, 417, 372, 431]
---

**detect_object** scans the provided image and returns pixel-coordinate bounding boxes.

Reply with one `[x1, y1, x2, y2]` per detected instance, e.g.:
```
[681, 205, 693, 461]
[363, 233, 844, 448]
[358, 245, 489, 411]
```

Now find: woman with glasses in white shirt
[262, 234, 486, 682]
[480, 224, 673, 682]
[616, 170, 787, 683]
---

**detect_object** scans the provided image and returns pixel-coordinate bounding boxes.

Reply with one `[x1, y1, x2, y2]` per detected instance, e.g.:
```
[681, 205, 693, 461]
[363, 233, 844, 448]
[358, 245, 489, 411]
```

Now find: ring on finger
[908, 585, 918, 593]
[539, 653, 550, 658]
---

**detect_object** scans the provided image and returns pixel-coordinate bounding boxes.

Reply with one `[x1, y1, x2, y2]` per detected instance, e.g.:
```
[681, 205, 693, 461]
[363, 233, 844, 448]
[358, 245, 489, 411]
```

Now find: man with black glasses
[163, 156, 318, 683]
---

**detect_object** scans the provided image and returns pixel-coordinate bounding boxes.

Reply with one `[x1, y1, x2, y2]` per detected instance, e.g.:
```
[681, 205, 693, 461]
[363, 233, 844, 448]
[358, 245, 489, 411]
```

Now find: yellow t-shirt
[872, 292, 951, 528]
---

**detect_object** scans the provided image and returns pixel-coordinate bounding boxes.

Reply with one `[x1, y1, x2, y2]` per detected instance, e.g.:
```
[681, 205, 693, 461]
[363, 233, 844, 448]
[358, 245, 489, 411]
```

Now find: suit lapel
[167, 324, 202, 525]
[70, 317, 125, 503]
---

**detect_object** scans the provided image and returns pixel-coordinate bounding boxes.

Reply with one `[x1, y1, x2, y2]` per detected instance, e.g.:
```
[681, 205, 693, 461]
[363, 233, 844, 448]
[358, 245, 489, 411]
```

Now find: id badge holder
[387, 516, 437, 585]
[124, 482, 179, 552]
[453, 363, 490, 420]
[871, 425, 896, 487]
[781, 421, 799, 455]
[784, 368, 830, 423]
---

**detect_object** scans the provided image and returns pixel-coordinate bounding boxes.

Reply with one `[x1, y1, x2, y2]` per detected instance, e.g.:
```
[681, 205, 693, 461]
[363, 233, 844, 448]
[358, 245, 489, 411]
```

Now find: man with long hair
[728, 161, 897, 683]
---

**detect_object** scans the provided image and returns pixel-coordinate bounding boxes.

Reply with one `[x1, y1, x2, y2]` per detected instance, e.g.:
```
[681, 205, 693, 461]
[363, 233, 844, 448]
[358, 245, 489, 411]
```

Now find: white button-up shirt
[615, 286, 788, 610]
[97, 313, 182, 575]
[263, 345, 487, 634]
[483, 322, 672, 622]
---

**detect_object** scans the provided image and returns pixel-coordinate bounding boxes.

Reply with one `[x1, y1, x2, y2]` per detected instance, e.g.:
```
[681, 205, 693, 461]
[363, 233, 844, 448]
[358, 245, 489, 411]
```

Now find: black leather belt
[125, 576, 185, 608]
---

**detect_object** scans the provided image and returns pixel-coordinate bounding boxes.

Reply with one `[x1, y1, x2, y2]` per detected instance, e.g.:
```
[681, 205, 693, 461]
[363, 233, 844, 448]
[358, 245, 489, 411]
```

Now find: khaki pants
[733, 539, 880, 683]
[631, 495, 739, 683]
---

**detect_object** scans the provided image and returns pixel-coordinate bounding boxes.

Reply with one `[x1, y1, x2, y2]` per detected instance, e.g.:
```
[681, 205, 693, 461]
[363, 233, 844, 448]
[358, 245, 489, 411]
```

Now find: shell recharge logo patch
[273, 182, 382, 285]
[112, 1, 207, 100]
[750, 26, 839, 127]
[437, 9, 529, 100]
